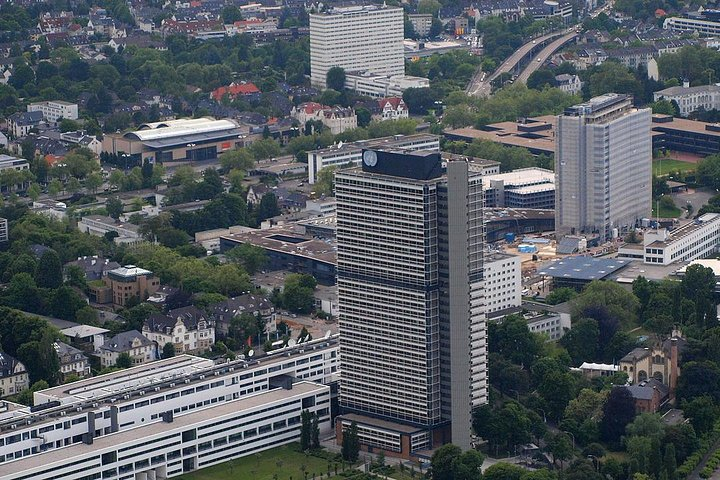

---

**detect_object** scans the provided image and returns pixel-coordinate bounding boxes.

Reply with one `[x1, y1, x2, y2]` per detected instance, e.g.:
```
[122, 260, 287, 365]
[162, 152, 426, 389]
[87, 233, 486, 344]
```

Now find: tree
[256, 192, 280, 223]
[219, 149, 255, 172]
[221, 5, 242, 23]
[35, 249, 63, 289]
[311, 413, 320, 449]
[326, 67, 346, 91]
[482, 463, 525, 480]
[282, 273, 317, 314]
[651, 100, 678, 116]
[682, 395, 719, 435]
[546, 432, 573, 468]
[248, 138, 281, 161]
[570, 280, 639, 328]
[115, 352, 132, 369]
[48, 178, 63, 197]
[560, 318, 599, 365]
[341, 421, 360, 462]
[527, 69, 557, 90]
[431, 444, 463, 480]
[27, 183, 40, 201]
[664, 443, 678, 480]
[225, 244, 268, 274]
[85, 171, 103, 193]
[546, 287, 576, 305]
[600, 387, 636, 446]
[106, 197, 123, 219]
[75, 306, 98, 325]
[625, 413, 665, 440]
[50, 286, 87, 321]
[162, 342, 176, 359]
[300, 409, 312, 450]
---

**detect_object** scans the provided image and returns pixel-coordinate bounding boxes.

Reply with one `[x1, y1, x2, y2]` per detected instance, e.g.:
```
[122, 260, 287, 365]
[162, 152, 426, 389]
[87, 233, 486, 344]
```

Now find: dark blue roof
[538, 256, 631, 281]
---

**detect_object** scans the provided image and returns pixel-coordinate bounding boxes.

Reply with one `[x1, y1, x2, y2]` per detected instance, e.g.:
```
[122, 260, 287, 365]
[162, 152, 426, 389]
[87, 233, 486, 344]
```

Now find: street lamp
[120, 153, 130, 171]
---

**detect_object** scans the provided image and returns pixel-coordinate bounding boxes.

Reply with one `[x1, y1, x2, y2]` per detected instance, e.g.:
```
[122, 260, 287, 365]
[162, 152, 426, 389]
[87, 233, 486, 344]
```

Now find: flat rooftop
[221, 227, 337, 265]
[311, 134, 439, 156]
[1, 382, 327, 476]
[485, 208, 555, 221]
[484, 167, 555, 186]
[652, 114, 720, 136]
[444, 116, 557, 155]
[538, 256, 631, 280]
[647, 213, 720, 247]
[36, 355, 213, 403]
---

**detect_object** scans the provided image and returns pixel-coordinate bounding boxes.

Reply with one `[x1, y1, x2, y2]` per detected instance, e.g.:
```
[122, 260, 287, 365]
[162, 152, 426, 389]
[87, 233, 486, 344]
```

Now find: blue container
[505, 232, 516, 243]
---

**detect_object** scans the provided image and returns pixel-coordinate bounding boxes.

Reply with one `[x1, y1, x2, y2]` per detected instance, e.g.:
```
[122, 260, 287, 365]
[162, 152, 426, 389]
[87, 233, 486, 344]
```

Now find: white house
[143, 306, 215, 354]
[99, 330, 156, 367]
[376, 97, 409, 121]
[0, 352, 29, 398]
[291, 102, 358, 135]
[555, 74, 583, 95]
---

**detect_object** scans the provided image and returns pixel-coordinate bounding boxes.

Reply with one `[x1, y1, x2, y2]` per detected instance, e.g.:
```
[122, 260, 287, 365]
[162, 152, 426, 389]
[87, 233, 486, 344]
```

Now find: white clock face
[363, 150, 378, 167]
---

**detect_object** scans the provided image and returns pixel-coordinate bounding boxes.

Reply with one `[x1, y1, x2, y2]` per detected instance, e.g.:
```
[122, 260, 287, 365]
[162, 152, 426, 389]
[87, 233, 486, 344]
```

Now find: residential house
[0, 353, 29, 398]
[7, 111, 43, 139]
[246, 184, 270, 205]
[626, 379, 669, 413]
[77, 215, 142, 245]
[555, 74, 583, 95]
[146, 285, 180, 306]
[99, 330, 156, 367]
[89, 265, 160, 308]
[609, 46, 655, 69]
[60, 324, 110, 354]
[291, 102, 358, 135]
[210, 82, 261, 103]
[64, 256, 120, 281]
[208, 294, 275, 336]
[376, 97, 409, 121]
[142, 306, 215, 354]
[53, 341, 91, 380]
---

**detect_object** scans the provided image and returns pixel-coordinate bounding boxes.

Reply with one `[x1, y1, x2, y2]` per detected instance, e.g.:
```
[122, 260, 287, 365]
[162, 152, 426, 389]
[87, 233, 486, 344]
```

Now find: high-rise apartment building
[335, 149, 486, 458]
[309, 5, 404, 89]
[555, 93, 651, 240]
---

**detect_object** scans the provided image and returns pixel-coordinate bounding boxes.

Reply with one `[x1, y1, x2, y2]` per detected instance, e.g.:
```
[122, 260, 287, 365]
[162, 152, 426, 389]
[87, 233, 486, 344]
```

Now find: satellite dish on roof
[324, 330, 331, 339]
[288, 339, 297, 347]
[248, 349, 254, 358]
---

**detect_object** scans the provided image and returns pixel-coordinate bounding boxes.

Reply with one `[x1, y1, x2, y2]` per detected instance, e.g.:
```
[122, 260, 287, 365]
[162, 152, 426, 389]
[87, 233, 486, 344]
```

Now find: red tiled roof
[378, 97, 404, 110]
[210, 82, 261, 101]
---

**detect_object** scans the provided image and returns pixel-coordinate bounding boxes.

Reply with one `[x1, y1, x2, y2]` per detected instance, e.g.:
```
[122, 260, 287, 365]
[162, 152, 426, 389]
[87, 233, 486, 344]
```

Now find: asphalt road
[466, 30, 566, 97]
[516, 31, 579, 84]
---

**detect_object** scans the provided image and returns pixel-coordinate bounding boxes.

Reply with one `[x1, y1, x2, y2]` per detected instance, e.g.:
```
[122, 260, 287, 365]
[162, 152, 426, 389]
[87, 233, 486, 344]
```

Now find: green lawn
[652, 203, 683, 218]
[178, 444, 340, 480]
[652, 158, 696, 177]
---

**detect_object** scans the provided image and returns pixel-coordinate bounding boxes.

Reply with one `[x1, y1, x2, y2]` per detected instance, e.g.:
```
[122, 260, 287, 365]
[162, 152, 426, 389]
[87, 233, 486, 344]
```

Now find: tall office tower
[335, 149, 486, 459]
[556, 93, 652, 240]
[309, 5, 404, 89]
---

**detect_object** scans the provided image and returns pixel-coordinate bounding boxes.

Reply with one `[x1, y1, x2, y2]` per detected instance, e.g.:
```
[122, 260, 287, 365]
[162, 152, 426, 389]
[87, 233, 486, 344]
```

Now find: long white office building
[307, 134, 440, 184]
[309, 5, 404, 88]
[618, 213, 720, 265]
[0, 337, 339, 479]
[664, 15, 720, 36]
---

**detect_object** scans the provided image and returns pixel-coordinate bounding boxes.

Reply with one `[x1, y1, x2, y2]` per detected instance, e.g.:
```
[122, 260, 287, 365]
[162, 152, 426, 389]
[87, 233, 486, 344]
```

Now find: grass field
[178, 444, 340, 480]
[652, 203, 683, 218]
[652, 158, 696, 177]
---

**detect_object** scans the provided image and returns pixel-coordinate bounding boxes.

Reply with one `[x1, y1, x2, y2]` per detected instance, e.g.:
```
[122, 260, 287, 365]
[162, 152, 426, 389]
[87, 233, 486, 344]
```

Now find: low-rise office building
[618, 213, 720, 265]
[344, 72, 430, 98]
[77, 215, 142, 245]
[484, 253, 522, 314]
[101, 117, 245, 165]
[0, 340, 339, 478]
[307, 134, 440, 184]
[0, 155, 31, 193]
[27, 100, 78, 122]
[651, 115, 720, 157]
[219, 228, 337, 285]
[538, 257, 632, 290]
[488, 301, 572, 341]
[484, 168, 555, 209]
[89, 265, 160, 308]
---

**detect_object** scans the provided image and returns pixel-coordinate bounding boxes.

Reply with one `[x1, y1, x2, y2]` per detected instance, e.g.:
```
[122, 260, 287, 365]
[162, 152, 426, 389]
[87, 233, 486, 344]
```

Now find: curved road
[466, 30, 566, 97]
[516, 30, 579, 84]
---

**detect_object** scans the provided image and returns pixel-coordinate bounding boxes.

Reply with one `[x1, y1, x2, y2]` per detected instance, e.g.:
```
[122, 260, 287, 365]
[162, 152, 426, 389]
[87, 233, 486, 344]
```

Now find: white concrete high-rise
[335, 150, 486, 458]
[309, 5, 404, 89]
[555, 93, 651, 240]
